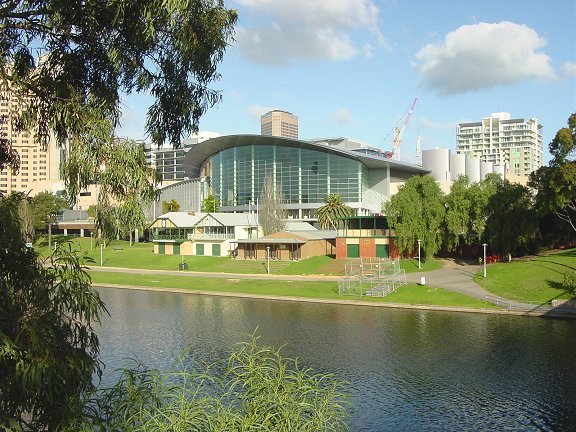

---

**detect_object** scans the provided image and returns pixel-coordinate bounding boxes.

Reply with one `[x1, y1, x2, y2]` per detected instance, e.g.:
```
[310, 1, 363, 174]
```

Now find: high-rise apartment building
[0, 90, 63, 195]
[456, 112, 543, 177]
[260, 110, 298, 139]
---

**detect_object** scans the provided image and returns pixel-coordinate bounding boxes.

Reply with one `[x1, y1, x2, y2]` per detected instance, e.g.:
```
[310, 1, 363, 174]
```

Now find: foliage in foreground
[71, 337, 350, 432]
[0, 194, 106, 431]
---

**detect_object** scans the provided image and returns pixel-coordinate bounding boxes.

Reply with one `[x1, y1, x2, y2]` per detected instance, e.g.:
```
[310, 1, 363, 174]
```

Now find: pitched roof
[156, 212, 205, 227]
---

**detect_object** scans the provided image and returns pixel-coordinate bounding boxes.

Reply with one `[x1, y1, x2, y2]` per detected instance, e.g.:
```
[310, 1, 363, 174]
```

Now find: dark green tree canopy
[0, 0, 237, 172]
[383, 175, 446, 258]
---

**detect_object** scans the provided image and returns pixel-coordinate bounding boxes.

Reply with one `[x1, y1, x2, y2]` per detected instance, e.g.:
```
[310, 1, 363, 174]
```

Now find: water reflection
[97, 287, 576, 432]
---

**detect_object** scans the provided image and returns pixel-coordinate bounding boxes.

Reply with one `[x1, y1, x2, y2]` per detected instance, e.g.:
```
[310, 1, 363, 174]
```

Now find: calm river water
[96, 287, 576, 431]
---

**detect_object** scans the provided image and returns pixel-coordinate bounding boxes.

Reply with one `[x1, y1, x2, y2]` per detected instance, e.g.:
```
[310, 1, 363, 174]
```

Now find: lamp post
[100, 242, 104, 266]
[482, 243, 487, 277]
[417, 239, 421, 269]
[266, 246, 270, 274]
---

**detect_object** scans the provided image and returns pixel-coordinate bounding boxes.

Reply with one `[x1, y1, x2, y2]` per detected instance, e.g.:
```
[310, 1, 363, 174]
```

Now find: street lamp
[417, 239, 421, 269]
[482, 243, 487, 277]
[266, 246, 271, 274]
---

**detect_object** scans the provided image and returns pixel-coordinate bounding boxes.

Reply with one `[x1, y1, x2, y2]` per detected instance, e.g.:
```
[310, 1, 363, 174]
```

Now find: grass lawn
[474, 249, 576, 303]
[89, 271, 495, 309]
[38, 236, 444, 276]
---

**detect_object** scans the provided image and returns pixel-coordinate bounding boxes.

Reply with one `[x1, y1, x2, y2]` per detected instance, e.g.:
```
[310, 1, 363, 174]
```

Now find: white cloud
[232, 0, 386, 65]
[414, 21, 556, 95]
[561, 62, 576, 77]
[329, 108, 353, 125]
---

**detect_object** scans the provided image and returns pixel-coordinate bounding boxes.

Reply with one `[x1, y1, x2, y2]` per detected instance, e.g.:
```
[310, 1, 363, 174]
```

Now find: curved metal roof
[182, 134, 430, 178]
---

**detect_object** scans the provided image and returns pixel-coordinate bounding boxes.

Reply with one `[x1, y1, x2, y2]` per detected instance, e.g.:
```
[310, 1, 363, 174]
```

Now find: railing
[151, 233, 188, 241]
[187, 233, 234, 240]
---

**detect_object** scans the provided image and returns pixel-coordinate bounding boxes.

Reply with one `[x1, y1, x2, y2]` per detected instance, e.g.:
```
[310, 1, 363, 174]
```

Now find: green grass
[89, 271, 495, 309]
[400, 258, 443, 273]
[37, 237, 444, 275]
[474, 249, 576, 303]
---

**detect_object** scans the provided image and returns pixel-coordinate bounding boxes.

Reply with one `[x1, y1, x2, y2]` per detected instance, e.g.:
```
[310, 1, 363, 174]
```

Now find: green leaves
[384, 175, 445, 258]
[316, 194, 353, 230]
[73, 335, 350, 432]
[0, 194, 106, 431]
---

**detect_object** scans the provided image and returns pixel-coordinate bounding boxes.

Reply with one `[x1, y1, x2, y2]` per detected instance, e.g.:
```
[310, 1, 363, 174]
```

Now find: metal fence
[339, 257, 407, 297]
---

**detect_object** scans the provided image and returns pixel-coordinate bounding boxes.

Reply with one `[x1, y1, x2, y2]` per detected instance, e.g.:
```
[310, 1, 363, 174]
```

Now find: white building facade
[456, 112, 543, 177]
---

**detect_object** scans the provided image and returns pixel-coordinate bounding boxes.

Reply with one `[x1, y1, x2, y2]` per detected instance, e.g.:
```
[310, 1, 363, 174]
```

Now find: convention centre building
[173, 134, 430, 221]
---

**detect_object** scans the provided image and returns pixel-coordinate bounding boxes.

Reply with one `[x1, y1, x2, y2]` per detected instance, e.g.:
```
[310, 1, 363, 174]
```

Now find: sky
[116, 0, 576, 164]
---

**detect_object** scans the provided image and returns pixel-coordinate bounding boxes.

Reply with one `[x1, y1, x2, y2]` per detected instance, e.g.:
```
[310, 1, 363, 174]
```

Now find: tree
[259, 175, 287, 236]
[28, 190, 69, 229]
[316, 194, 353, 229]
[0, 0, 237, 167]
[162, 198, 181, 214]
[530, 113, 576, 233]
[73, 336, 349, 432]
[443, 176, 473, 251]
[0, 194, 106, 431]
[483, 180, 538, 256]
[62, 139, 160, 243]
[383, 175, 446, 258]
[202, 194, 219, 212]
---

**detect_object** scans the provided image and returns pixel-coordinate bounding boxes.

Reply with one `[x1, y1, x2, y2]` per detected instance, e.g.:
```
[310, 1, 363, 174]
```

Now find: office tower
[260, 110, 298, 139]
[456, 112, 543, 177]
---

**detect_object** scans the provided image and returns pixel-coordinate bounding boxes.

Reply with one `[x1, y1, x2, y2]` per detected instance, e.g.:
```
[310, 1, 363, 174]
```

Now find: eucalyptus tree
[62, 138, 160, 244]
[530, 113, 576, 234]
[0, 1, 237, 428]
[384, 175, 446, 258]
[0, 194, 106, 431]
[484, 180, 538, 256]
[0, 0, 238, 228]
[443, 176, 473, 251]
[316, 194, 353, 229]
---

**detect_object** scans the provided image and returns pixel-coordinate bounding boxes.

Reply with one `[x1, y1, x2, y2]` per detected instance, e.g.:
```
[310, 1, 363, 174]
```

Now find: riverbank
[94, 283, 575, 319]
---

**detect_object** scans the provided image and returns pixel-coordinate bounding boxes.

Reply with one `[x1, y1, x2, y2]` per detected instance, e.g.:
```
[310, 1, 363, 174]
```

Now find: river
[96, 287, 576, 431]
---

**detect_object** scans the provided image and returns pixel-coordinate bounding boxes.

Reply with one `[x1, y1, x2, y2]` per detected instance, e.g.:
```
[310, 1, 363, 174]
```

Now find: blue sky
[117, 0, 576, 164]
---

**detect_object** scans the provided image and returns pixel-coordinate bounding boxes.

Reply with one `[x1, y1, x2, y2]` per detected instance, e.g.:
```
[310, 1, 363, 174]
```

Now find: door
[212, 243, 221, 256]
[196, 243, 204, 256]
[158, 243, 165, 254]
[346, 244, 359, 258]
[173, 243, 180, 255]
[376, 244, 389, 258]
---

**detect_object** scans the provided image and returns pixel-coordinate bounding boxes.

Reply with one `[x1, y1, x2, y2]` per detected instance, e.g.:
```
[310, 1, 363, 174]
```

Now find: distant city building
[260, 110, 298, 139]
[0, 86, 63, 195]
[456, 112, 543, 177]
[144, 131, 220, 181]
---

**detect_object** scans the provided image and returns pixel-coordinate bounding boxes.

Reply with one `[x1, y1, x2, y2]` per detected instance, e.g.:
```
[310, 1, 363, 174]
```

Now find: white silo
[465, 158, 481, 183]
[422, 148, 450, 181]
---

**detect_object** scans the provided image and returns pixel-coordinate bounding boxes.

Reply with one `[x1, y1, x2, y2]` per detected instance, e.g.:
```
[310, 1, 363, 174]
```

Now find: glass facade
[202, 144, 368, 207]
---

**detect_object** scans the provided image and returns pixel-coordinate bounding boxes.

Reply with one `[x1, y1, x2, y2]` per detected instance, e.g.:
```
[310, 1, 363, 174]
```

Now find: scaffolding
[338, 257, 407, 297]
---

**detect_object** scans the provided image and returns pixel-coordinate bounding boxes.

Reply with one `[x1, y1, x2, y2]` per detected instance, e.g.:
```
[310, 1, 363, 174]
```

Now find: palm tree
[162, 199, 181, 213]
[316, 194, 353, 229]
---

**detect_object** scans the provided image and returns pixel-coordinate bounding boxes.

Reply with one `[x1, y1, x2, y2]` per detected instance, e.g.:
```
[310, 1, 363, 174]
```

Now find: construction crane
[390, 97, 418, 161]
